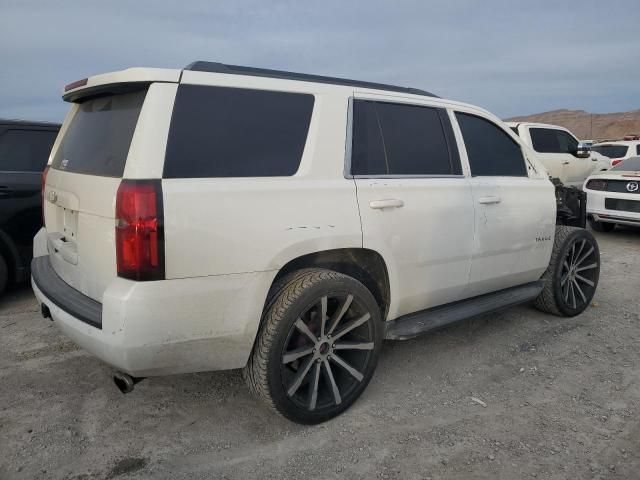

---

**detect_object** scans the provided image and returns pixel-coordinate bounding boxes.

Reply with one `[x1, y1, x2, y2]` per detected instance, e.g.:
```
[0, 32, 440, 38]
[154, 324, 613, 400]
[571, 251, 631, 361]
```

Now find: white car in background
[592, 140, 640, 167]
[507, 122, 610, 188]
[584, 156, 640, 232]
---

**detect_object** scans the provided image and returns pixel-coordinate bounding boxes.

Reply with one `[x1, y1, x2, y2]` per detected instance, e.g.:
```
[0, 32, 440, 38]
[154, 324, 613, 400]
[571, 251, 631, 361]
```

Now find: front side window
[636, 144, 640, 155]
[455, 113, 527, 176]
[351, 100, 461, 176]
[530, 128, 578, 154]
[0, 129, 57, 172]
[555, 130, 579, 154]
[164, 85, 314, 178]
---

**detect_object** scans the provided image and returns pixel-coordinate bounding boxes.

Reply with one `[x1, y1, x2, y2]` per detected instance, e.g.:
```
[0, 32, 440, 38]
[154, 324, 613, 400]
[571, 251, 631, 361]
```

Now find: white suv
[507, 122, 611, 188]
[32, 62, 601, 424]
[592, 140, 640, 167]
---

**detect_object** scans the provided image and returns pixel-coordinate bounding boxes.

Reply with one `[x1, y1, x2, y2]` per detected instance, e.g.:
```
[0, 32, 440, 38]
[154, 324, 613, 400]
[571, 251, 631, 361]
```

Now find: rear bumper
[31, 255, 277, 377]
[31, 256, 102, 328]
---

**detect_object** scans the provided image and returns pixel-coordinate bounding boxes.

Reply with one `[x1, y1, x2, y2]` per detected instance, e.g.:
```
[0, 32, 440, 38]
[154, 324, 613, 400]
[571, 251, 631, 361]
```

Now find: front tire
[534, 226, 600, 317]
[589, 218, 615, 232]
[243, 268, 383, 424]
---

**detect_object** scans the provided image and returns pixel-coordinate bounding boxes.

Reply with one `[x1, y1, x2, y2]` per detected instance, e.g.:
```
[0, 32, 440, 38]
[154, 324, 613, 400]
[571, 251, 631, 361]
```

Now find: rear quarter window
[52, 89, 147, 177]
[163, 85, 314, 178]
[592, 145, 630, 159]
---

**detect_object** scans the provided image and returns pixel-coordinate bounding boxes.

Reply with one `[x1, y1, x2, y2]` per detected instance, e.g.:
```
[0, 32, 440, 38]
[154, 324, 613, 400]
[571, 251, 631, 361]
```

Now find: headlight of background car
[586, 179, 608, 191]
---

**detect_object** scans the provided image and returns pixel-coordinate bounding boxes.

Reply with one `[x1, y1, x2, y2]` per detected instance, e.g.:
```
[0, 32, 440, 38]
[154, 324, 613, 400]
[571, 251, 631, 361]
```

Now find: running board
[385, 281, 543, 341]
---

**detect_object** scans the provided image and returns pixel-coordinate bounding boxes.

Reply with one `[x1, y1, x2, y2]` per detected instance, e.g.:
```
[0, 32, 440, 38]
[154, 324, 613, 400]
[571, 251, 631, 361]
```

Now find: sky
[1, 0, 639, 123]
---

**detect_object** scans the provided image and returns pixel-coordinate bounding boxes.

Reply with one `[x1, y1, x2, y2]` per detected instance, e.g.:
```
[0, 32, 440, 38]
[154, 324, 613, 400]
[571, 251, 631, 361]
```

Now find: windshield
[52, 89, 147, 177]
[611, 156, 640, 171]
[592, 144, 629, 159]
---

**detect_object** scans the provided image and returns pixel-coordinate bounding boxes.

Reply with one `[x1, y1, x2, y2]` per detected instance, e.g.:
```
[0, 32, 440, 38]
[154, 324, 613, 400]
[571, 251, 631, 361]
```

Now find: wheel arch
[270, 248, 391, 321]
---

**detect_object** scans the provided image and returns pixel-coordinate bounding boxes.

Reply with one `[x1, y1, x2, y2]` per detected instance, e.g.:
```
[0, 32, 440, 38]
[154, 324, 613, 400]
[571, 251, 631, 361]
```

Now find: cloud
[1, 0, 638, 122]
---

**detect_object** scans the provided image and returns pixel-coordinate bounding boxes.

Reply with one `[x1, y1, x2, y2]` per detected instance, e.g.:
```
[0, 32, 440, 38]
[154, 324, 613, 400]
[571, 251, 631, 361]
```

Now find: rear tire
[243, 268, 383, 424]
[589, 219, 615, 232]
[0, 254, 8, 295]
[534, 226, 600, 317]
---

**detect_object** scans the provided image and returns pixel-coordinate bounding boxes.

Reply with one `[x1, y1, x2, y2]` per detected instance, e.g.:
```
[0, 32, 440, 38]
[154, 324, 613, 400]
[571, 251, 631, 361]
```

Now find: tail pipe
[113, 372, 145, 394]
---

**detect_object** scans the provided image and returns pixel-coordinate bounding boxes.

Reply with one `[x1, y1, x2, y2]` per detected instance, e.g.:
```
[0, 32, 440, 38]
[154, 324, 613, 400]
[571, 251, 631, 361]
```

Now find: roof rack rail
[184, 61, 438, 98]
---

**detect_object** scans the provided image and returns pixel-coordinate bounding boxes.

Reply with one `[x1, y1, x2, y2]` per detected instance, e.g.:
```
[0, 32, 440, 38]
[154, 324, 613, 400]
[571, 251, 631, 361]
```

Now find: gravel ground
[1, 226, 639, 480]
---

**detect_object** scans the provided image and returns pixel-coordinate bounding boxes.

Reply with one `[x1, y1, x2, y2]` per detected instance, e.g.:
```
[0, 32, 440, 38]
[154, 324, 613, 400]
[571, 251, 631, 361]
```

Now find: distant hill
[506, 109, 640, 141]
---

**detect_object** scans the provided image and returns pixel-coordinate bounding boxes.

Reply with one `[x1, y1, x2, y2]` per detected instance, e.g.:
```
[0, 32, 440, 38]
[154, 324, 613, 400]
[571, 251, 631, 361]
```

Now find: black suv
[0, 120, 60, 294]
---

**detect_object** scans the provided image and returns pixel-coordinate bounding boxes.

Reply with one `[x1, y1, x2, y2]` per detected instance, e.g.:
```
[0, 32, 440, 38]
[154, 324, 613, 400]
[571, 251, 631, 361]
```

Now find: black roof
[0, 119, 60, 128]
[185, 61, 438, 98]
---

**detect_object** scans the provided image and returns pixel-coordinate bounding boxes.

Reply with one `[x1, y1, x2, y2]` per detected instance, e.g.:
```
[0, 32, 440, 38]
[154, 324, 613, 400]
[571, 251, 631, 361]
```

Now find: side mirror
[574, 142, 591, 159]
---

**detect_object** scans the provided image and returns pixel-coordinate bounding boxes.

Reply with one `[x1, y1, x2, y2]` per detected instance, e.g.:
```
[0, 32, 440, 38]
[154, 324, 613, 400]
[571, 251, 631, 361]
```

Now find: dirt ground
[1, 226, 639, 480]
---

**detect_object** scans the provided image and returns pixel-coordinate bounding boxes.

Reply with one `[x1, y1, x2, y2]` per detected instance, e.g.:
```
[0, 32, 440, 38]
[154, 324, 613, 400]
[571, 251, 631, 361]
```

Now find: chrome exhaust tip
[113, 372, 144, 394]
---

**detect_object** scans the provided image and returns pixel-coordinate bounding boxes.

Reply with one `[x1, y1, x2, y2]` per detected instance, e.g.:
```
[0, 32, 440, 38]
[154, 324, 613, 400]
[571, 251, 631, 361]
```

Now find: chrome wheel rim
[561, 238, 599, 310]
[280, 293, 375, 412]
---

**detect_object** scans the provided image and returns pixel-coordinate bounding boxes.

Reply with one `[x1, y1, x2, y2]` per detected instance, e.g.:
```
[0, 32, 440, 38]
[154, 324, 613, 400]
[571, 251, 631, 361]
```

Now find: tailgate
[43, 89, 147, 302]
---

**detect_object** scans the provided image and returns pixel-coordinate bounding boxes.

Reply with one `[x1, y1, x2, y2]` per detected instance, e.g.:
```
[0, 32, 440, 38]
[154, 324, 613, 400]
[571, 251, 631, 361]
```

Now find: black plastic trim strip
[437, 108, 462, 175]
[31, 255, 102, 329]
[184, 61, 438, 98]
[385, 281, 543, 340]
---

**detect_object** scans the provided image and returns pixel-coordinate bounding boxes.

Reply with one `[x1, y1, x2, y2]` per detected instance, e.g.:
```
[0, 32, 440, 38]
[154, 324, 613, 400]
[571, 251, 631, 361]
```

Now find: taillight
[586, 179, 608, 191]
[611, 159, 623, 166]
[41, 166, 50, 225]
[115, 180, 164, 281]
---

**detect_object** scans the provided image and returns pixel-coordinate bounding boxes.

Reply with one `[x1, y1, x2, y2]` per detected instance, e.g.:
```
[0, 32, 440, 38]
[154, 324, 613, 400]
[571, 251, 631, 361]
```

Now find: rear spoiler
[62, 68, 180, 102]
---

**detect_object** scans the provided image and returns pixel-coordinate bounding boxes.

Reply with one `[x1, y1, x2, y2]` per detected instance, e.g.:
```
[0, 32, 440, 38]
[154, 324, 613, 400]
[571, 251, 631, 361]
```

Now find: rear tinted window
[530, 128, 578, 154]
[52, 90, 146, 177]
[456, 113, 527, 176]
[351, 100, 461, 176]
[164, 85, 314, 178]
[592, 144, 629, 159]
[0, 129, 58, 172]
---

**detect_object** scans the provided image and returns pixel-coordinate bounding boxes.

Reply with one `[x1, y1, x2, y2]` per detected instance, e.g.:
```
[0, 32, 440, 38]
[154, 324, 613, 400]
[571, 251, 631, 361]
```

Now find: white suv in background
[592, 140, 640, 167]
[507, 122, 610, 188]
[32, 62, 601, 424]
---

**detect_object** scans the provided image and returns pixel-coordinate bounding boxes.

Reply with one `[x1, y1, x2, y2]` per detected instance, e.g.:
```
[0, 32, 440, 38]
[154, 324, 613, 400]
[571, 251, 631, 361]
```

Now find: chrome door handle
[478, 196, 501, 205]
[369, 199, 404, 210]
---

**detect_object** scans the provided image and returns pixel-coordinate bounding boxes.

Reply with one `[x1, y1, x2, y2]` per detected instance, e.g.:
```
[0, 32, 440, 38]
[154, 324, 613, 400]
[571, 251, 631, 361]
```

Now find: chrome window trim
[352, 174, 466, 180]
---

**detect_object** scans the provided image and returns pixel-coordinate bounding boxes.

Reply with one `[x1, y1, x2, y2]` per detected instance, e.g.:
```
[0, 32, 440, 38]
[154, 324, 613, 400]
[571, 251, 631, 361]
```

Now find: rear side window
[455, 113, 527, 176]
[0, 129, 57, 172]
[530, 128, 578, 154]
[52, 90, 146, 177]
[351, 100, 461, 176]
[636, 145, 640, 155]
[164, 85, 314, 178]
